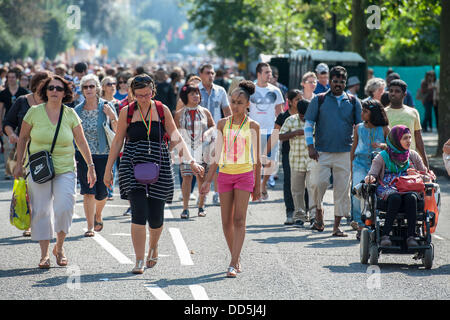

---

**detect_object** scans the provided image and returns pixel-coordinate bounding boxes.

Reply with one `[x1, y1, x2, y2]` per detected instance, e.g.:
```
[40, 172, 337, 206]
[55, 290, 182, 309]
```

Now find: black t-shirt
[155, 82, 176, 112]
[275, 110, 295, 154]
[0, 86, 29, 118]
[3, 96, 31, 135]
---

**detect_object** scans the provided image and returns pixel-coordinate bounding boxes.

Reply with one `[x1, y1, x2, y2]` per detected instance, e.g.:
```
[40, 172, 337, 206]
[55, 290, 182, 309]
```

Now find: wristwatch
[88, 163, 95, 168]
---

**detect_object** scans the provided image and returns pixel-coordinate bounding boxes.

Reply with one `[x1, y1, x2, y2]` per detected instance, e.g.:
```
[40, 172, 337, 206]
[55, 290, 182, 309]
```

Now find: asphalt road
[0, 166, 449, 301]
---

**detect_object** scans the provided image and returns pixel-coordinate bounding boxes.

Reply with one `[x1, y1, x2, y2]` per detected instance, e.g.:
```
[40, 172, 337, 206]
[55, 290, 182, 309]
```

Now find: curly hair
[362, 99, 389, 127]
[37, 75, 73, 104]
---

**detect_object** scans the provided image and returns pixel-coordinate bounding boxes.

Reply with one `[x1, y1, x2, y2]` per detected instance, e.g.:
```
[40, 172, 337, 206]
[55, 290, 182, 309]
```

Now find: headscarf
[381, 125, 411, 173]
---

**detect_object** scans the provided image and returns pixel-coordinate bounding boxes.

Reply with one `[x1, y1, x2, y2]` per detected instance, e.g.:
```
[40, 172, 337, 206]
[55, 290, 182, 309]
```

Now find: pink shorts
[217, 171, 255, 193]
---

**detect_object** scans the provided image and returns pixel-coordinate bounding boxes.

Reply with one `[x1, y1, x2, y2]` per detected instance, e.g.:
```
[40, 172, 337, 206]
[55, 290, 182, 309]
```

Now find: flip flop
[332, 230, 348, 237]
[94, 220, 103, 232]
[84, 230, 95, 237]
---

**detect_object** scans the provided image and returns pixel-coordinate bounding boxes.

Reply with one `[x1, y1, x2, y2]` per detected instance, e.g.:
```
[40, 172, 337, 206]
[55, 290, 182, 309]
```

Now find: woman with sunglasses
[104, 74, 205, 274]
[101, 76, 120, 200]
[114, 72, 131, 101]
[14, 75, 96, 269]
[75, 74, 118, 237]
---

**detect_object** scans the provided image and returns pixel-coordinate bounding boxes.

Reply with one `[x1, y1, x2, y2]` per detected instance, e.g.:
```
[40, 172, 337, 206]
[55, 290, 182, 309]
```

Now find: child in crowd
[200, 81, 261, 278]
[350, 99, 389, 239]
[279, 99, 314, 227]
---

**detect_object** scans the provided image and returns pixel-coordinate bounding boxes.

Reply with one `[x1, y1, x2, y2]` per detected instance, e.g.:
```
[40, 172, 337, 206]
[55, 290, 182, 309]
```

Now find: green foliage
[185, 0, 441, 66]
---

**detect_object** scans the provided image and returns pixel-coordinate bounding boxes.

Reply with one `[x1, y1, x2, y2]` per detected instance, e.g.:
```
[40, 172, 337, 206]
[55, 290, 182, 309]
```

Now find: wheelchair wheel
[360, 229, 370, 264]
[369, 244, 379, 265]
[422, 244, 434, 270]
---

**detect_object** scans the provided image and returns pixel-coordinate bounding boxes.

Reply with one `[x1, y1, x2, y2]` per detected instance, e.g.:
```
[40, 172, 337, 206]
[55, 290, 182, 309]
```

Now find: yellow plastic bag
[10, 178, 31, 230]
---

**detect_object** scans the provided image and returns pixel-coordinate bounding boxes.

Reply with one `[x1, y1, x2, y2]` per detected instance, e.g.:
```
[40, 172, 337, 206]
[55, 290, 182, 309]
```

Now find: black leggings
[383, 193, 417, 237]
[128, 189, 165, 228]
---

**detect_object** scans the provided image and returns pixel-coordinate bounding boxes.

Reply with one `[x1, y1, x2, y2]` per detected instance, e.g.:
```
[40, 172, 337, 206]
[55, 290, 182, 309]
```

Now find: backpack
[317, 91, 357, 124]
[127, 100, 170, 146]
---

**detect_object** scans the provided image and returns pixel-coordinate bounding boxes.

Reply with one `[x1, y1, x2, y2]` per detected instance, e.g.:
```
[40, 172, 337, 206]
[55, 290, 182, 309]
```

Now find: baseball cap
[347, 76, 360, 87]
[315, 63, 329, 74]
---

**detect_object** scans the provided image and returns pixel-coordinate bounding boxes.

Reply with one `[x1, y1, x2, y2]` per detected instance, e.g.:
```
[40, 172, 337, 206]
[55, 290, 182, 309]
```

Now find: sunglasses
[118, 81, 127, 84]
[331, 79, 346, 85]
[47, 85, 64, 92]
[134, 76, 152, 83]
[106, 82, 117, 87]
[82, 84, 96, 90]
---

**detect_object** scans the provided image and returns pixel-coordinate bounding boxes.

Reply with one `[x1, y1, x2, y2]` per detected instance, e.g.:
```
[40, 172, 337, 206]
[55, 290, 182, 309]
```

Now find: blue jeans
[351, 163, 370, 227]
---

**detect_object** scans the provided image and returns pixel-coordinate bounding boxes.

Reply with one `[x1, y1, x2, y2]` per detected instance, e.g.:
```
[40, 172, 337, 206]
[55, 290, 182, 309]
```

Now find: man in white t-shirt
[249, 62, 285, 200]
[198, 64, 231, 205]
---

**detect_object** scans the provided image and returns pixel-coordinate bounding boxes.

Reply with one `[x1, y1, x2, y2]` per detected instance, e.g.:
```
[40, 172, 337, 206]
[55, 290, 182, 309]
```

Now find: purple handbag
[132, 119, 162, 193]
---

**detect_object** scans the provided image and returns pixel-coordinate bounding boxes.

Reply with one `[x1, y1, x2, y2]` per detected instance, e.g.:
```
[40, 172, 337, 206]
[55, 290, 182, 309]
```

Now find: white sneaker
[190, 193, 197, 201]
[268, 176, 276, 188]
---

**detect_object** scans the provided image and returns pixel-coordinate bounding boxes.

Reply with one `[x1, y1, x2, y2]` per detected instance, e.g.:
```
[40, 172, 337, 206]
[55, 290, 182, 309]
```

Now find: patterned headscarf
[383, 125, 411, 173]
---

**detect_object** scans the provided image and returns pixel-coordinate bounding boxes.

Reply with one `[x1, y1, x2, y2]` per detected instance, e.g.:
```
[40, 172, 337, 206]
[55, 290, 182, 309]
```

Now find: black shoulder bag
[27, 105, 64, 184]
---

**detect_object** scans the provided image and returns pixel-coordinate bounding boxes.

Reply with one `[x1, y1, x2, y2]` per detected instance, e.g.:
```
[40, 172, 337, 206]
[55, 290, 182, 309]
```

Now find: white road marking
[189, 285, 209, 300]
[82, 228, 133, 264]
[164, 207, 173, 219]
[433, 234, 444, 240]
[144, 284, 173, 300]
[169, 228, 194, 265]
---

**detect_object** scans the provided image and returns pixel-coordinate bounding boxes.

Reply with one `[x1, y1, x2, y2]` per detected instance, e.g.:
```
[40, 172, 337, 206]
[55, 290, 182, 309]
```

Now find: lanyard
[224, 115, 248, 164]
[138, 104, 152, 140]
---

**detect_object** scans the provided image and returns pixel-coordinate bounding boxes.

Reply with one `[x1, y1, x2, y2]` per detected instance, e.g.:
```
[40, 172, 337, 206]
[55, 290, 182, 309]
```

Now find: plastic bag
[10, 178, 31, 230]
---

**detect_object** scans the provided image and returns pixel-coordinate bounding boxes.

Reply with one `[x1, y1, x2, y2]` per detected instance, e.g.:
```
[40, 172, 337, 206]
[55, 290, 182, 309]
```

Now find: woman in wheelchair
[364, 125, 430, 248]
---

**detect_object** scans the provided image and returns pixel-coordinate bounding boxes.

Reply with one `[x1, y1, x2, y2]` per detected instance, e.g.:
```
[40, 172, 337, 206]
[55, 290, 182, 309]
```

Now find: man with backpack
[304, 66, 362, 237]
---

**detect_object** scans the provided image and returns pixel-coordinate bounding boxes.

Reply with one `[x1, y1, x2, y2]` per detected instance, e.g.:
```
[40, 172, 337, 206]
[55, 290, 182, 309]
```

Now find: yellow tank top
[219, 116, 254, 175]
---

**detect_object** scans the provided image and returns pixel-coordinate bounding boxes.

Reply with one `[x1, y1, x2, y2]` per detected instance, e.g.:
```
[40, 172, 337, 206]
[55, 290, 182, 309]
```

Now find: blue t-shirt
[314, 82, 330, 95]
[114, 92, 128, 101]
[305, 91, 362, 153]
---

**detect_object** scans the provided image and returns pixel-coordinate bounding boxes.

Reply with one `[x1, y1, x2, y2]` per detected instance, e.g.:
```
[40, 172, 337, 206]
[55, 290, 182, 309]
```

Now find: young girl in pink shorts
[200, 80, 261, 278]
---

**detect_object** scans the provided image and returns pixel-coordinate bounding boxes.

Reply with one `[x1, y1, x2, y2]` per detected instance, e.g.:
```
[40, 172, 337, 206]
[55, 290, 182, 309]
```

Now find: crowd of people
[1, 57, 448, 277]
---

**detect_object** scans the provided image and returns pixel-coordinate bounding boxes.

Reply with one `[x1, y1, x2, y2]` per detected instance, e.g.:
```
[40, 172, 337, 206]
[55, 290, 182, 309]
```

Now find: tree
[438, 0, 449, 155]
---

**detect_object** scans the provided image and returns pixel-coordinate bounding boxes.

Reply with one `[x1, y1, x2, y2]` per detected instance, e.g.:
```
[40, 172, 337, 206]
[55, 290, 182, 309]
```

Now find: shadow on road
[324, 263, 450, 276]
[147, 271, 226, 289]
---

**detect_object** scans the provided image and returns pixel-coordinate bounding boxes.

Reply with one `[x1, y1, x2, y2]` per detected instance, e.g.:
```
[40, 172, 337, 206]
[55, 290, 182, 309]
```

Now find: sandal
[198, 208, 206, 217]
[94, 220, 103, 232]
[332, 230, 348, 237]
[132, 260, 145, 274]
[23, 230, 31, 237]
[38, 258, 50, 269]
[181, 209, 189, 219]
[226, 266, 237, 278]
[84, 230, 95, 237]
[261, 191, 269, 201]
[53, 247, 68, 267]
[146, 248, 158, 268]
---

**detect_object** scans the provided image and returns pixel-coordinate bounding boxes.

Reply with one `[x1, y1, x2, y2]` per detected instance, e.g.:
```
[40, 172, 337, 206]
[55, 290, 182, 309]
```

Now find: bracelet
[88, 163, 95, 168]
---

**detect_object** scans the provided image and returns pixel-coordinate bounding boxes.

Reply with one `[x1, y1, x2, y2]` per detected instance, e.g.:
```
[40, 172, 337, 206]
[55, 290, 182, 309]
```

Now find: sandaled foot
[311, 222, 324, 232]
[132, 260, 145, 274]
[23, 230, 31, 237]
[261, 191, 268, 201]
[226, 266, 237, 278]
[84, 230, 95, 237]
[94, 220, 103, 232]
[181, 209, 190, 219]
[38, 257, 50, 269]
[53, 247, 68, 267]
[146, 248, 158, 268]
[332, 229, 348, 237]
[198, 208, 206, 217]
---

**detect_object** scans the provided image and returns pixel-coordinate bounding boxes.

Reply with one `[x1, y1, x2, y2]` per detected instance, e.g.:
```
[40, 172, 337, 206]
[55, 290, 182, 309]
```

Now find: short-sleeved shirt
[304, 91, 362, 153]
[314, 82, 330, 95]
[385, 105, 421, 151]
[0, 86, 29, 117]
[199, 82, 230, 125]
[275, 110, 295, 154]
[249, 83, 284, 133]
[280, 114, 313, 172]
[23, 104, 82, 175]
